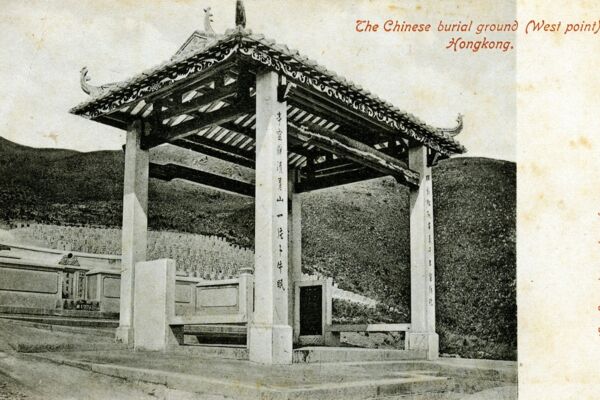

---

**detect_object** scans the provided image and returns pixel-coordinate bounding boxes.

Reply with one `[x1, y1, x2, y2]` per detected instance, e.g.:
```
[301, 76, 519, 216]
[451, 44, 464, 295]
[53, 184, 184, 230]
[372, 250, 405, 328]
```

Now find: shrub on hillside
[332, 298, 408, 324]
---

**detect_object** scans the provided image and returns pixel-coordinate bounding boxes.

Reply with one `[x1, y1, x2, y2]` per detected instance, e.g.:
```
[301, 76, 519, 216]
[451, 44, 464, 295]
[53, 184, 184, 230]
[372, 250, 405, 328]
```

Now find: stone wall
[0, 258, 68, 310]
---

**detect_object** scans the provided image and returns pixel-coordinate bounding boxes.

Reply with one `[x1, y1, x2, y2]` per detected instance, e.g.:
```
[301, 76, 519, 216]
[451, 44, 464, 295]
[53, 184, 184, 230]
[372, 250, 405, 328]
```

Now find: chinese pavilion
[70, 1, 465, 364]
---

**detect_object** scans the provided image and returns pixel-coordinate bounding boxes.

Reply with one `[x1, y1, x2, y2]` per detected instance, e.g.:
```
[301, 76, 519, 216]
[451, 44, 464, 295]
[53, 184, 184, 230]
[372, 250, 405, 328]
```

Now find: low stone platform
[0, 318, 516, 399]
[293, 346, 427, 363]
[31, 349, 516, 400]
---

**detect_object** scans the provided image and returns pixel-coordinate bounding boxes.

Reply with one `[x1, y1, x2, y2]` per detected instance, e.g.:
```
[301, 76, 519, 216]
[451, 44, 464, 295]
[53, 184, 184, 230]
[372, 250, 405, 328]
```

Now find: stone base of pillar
[406, 332, 439, 360]
[248, 324, 293, 365]
[324, 331, 341, 347]
[115, 326, 133, 345]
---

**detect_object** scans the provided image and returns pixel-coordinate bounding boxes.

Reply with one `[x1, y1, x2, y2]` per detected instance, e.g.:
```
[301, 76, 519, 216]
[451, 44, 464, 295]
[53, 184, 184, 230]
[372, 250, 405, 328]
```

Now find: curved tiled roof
[70, 27, 465, 155]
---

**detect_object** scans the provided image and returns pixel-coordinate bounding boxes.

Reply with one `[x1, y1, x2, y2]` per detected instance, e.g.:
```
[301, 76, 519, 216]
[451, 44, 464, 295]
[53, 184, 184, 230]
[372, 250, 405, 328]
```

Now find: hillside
[0, 137, 254, 241]
[0, 136, 516, 359]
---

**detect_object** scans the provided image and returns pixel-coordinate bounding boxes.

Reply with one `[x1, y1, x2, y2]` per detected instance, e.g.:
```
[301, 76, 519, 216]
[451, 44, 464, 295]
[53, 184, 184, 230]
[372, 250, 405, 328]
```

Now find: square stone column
[116, 120, 149, 345]
[288, 169, 302, 343]
[248, 70, 293, 364]
[406, 145, 439, 360]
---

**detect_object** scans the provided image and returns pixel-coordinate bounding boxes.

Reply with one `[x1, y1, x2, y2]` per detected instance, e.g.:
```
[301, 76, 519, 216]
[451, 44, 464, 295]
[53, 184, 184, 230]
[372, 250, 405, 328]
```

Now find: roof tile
[71, 28, 465, 154]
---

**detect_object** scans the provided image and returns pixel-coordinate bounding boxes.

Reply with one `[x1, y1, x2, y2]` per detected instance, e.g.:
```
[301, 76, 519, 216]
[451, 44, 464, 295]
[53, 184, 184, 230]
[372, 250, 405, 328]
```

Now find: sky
[0, 0, 515, 161]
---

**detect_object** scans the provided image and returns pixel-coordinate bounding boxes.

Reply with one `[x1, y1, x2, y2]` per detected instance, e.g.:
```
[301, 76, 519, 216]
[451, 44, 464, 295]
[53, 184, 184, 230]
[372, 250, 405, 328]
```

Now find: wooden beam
[310, 142, 407, 176]
[149, 162, 254, 197]
[152, 99, 165, 131]
[294, 86, 388, 132]
[236, 61, 254, 99]
[219, 121, 320, 158]
[296, 166, 385, 193]
[146, 61, 237, 103]
[312, 159, 356, 177]
[185, 134, 255, 160]
[172, 138, 255, 169]
[289, 84, 432, 151]
[288, 89, 386, 144]
[220, 121, 255, 139]
[173, 132, 255, 168]
[143, 99, 254, 149]
[95, 114, 129, 130]
[288, 122, 419, 187]
[167, 99, 254, 139]
[162, 84, 239, 119]
[287, 141, 317, 158]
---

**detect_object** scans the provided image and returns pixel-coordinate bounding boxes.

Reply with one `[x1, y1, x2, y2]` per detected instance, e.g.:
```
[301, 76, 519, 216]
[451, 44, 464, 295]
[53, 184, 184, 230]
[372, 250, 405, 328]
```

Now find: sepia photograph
[0, 0, 522, 398]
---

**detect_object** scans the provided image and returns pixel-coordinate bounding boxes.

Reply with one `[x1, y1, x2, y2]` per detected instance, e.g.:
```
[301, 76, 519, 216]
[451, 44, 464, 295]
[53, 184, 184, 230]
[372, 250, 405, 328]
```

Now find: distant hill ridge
[0, 136, 516, 360]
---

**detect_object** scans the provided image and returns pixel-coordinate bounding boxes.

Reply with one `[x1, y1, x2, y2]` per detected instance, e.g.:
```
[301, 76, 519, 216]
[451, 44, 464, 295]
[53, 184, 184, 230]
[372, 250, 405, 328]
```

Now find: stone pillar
[322, 278, 336, 346]
[406, 145, 439, 360]
[116, 120, 149, 345]
[248, 70, 293, 364]
[288, 169, 302, 343]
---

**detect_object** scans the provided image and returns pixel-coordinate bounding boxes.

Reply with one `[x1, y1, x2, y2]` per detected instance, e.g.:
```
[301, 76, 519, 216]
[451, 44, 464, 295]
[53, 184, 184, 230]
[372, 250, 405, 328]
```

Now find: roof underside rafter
[70, 28, 465, 194]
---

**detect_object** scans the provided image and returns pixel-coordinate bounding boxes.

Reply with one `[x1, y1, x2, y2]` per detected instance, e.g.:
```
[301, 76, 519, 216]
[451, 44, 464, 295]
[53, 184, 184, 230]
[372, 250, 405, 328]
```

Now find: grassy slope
[434, 158, 516, 359]
[0, 137, 254, 242]
[0, 137, 516, 359]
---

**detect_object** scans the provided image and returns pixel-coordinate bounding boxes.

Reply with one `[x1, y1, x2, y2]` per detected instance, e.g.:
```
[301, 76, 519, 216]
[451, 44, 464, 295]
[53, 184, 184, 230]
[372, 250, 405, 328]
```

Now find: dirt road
[0, 351, 226, 400]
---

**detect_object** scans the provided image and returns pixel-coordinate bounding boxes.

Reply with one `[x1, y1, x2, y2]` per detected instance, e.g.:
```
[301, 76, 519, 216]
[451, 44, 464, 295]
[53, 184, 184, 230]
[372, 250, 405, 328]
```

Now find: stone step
[32, 353, 457, 400]
[184, 324, 246, 335]
[265, 374, 454, 399]
[310, 359, 516, 384]
[171, 344, 250, 360]
[293, 347, 428, 363]
[0, 315, 119, 329]
[0, 306, 119, 319]
[171, 345, 428, 364]
[170, 345, 429, 364]
[16, 341, 127, 353]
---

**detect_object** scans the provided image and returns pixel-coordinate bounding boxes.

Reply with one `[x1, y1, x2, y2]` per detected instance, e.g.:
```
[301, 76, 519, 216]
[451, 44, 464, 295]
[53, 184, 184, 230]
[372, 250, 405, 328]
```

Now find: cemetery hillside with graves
[0, 2, 516, 399]
[0, 137, 516, 360]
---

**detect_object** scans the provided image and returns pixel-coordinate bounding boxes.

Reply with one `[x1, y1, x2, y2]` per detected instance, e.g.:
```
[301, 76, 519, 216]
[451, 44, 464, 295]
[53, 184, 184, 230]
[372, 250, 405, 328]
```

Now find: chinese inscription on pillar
[274, 111, 287, 293]
[425, 172, 435, 309]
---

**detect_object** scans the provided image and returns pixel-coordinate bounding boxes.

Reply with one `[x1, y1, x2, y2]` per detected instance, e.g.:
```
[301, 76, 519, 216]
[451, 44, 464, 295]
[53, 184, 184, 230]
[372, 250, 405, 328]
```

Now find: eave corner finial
[79, 66, 119, 97]
[80, 66, 91, 95]
[80, 66, 99, 96]
[439, 113, 464, 137]
[235, 0, 246, 28]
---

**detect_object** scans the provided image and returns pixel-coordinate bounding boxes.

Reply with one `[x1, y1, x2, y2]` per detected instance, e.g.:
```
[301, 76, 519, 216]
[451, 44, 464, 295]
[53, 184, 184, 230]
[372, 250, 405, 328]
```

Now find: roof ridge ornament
[236, 0, 246, 28]
[79, 66, 120, 97]
[203, 7, 216, 35]
[438, 114, 463, 137]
